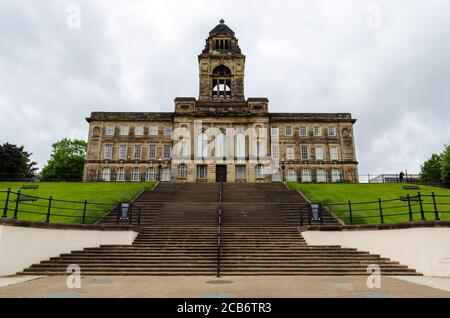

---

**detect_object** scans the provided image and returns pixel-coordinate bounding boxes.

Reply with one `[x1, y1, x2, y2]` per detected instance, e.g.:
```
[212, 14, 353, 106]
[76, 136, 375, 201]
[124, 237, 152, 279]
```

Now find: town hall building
[83, 20, 359, 183]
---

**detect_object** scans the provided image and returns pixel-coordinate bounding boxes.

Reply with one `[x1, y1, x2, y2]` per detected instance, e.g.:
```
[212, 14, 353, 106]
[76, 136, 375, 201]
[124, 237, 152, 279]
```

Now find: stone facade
[83, 20, 359, 183]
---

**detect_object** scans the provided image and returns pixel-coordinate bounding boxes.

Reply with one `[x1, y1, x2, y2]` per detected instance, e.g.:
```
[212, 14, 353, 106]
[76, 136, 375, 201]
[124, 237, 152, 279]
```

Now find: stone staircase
[20, 182, 418, 276]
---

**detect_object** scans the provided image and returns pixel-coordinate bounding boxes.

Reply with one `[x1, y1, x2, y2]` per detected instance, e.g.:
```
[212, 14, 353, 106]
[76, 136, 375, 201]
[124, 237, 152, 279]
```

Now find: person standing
[399, 171, 405, 183]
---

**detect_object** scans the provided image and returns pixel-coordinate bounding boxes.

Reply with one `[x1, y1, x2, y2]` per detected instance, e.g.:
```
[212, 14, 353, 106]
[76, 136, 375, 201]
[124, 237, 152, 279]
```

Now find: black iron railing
[217, 181, 223, 277]
[321, 192, 450, 225]
[0, 188, 140, 225]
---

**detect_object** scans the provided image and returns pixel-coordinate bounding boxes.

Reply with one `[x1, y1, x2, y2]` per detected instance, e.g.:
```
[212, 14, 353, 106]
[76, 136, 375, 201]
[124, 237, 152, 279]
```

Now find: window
[197, 132, 209, 158]
[105, 124, 115, 136]
[332, 169, 341, 183]
[178, 164, 187, 178]
[256, 164, 265, 179]
[149, 125, 158, 136]
[330, 146, 339, 161]
[271, 127, 279, 137]
[164, 126, 172, 136]
[302, 169, 311, 183]
[236, 165, 246, 180]
[161, 168, 171, 182]
[147, 168, 156, 181]
[216, 132, 226, 158]
[212, 65, 232, 99]
[235, 132, 245, 158]
[328, 126, 336, 137]
[272, 145, 279, 160]
[135, 125, 144, 136]
[149, 145, 157, 159]
[313, 127, 322, 137]
[163, 145, 171, 159]
[286, 146, 295, 160]
[100, 168, 111, 182]
[104, 145, 113, 160]
[317, 169, 327, 183]
[119, 145, 127, 160]
[134, 145, 141, 160]
[315, 146, 324, 160]
[131, 168, 141, 182]
[300, 126, 307, 137]
[116, 168, 125, 182]
[120, 125, 129, 136]
[197, 165, 208, 180]
[272, 169, 281, 182]
[285, 126, 293, 136]
[301, 146, 309, 160]
[287, 168, 297, 182]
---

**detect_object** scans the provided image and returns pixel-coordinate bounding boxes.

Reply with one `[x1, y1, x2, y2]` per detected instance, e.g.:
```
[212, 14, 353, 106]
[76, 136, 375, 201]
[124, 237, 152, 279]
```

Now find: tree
[441, 145, 450, 185]
[420, 153, 442, 183]
[0, 143, 38, 181]
[40, 138, 87, 181]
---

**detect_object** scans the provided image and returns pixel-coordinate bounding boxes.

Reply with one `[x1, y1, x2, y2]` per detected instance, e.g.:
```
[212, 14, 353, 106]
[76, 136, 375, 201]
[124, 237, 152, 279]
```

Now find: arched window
[215, 132, 226, 158]
[287, 168, 297, 182]
[161, 168, 171, 182]
[131, 168, 140, 182]
[197, 132, 209, 158]
[147, 168, 156, 181]
[100, 168, 111, 182]
[272, 169, 282, 182]
[116, 168, 125, 182]
[212, 65, 231, 99]
[235, 132, 245, 159]
[178, 164, 187, 178]
[255, 165, 265, 179]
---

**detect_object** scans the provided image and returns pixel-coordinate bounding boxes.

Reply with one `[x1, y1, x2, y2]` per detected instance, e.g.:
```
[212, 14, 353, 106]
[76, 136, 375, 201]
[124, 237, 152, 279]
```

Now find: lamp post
[281, 159, 286, 182]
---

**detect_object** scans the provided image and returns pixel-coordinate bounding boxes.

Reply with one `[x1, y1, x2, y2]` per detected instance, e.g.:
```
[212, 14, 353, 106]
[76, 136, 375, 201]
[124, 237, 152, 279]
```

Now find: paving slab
[0, 276, 45, 288]
[0, 276, 449, 298]
[392, 276, 450, 293]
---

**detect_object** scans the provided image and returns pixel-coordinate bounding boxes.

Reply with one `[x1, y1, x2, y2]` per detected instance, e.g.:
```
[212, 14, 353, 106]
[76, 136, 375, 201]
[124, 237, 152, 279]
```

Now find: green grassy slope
[0, 182, 156, 224]
[287, 183, 450, 224]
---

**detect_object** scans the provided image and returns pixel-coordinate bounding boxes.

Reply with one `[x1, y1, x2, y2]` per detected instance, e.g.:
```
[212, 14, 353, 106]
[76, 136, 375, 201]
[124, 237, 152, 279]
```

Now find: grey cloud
[0, 0, 449, 175]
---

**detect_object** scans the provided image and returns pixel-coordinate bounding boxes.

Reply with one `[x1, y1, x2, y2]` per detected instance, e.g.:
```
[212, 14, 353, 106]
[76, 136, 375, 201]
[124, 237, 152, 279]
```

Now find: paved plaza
[0, 275, 449, 298]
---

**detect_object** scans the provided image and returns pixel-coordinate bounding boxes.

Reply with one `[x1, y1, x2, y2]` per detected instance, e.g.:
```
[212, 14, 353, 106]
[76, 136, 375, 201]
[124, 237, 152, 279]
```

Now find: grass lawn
[287, 183, 450, 224]
[0, 182, 156, 224]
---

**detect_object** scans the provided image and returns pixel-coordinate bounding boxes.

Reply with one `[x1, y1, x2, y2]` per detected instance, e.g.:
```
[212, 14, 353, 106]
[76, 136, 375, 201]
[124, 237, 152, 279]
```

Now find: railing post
[138, 207, 142, 226]
[82, 200, 87, 224]
[378, 198, 384, 224]
[407, 194, 414, 222]
[45, 196, 53, 223]
[308, 205, 312, 225]
[13, 190, 21, 219]
[300, 207, 303, 226]
[2, 188, 11, 218]
[431, 192, 440, 221]
[418, 192, 425, 221]
[129, 204, 133, 225]
[116, 203, 121, 225]
[319, 204, 323, 225]
[348, 200, 353, 224]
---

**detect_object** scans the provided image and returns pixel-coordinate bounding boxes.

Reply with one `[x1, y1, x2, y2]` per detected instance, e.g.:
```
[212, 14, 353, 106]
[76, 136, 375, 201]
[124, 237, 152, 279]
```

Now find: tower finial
[219, 19, 225, 24]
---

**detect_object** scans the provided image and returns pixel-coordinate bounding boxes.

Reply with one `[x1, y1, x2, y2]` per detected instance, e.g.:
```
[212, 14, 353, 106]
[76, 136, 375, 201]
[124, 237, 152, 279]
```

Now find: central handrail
[217, 180, 223, 277]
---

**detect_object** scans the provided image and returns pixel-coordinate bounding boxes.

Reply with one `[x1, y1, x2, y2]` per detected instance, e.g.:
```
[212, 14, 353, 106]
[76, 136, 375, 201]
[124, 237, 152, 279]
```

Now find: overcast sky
[1, 0, 449, 176]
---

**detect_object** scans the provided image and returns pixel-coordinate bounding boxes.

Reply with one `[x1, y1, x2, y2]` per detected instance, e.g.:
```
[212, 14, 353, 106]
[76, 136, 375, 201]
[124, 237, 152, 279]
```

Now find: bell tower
[198, 19, 246, 102]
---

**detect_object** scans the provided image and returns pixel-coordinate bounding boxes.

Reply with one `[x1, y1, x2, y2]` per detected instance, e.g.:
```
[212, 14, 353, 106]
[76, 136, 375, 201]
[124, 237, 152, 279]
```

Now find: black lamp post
[281, 159, 286, 182]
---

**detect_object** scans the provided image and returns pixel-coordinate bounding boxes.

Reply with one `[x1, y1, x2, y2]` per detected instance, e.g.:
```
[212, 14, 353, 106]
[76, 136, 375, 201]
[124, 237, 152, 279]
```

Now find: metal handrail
[217, 180, 223, 277]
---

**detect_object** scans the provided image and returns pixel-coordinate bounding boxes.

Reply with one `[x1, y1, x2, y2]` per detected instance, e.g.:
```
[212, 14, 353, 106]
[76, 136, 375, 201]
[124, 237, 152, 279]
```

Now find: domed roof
[209, 19, 235, 37]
